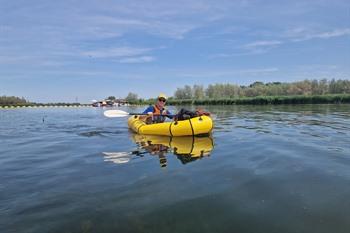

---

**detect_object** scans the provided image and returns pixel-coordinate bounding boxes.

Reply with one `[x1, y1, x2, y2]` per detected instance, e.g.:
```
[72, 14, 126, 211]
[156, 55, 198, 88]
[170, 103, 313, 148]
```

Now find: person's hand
[147, 112, 153, 116]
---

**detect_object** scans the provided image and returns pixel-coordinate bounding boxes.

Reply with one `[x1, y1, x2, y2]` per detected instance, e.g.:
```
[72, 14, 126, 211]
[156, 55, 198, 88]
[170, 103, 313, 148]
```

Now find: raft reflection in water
[103, 134, 214, 168]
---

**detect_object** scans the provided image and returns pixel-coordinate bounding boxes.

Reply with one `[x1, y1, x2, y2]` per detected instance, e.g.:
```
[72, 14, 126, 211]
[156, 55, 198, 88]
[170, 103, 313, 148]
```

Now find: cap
[158, 93, 167, 100]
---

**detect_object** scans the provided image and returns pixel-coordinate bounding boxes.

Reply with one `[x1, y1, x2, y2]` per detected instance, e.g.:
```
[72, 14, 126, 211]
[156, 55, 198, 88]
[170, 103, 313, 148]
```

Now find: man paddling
[141, 93, 173, 124]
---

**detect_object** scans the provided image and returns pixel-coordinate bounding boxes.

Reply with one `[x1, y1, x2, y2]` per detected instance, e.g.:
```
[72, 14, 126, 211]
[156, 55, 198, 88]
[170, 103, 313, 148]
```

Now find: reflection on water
[102, 134, 214, 168]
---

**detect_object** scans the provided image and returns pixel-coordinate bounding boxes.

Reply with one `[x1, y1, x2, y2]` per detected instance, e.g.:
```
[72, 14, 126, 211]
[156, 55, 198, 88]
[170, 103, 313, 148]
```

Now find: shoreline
[134, 94, 350, 105]
[0, 105, 92, 109]
[1, 94, 350, 108]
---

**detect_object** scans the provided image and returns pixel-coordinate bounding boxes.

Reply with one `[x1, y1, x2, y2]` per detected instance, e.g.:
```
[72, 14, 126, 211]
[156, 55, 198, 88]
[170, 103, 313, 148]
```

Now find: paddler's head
[156, 93, 167, 109]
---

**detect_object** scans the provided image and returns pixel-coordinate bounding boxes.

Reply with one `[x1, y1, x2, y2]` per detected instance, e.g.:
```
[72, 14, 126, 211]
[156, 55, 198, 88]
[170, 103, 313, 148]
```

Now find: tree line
[3, 79, 350, 106]
[174, 79, 350, 99]
[0, 96, 84, 107]
[0, 96, 28, 106]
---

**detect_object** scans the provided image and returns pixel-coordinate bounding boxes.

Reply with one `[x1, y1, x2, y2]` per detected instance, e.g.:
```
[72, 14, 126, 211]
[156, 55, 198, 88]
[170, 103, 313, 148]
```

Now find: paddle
[102, 151, 148, 164]
[102, 152, 132, 164]
[103, 109, 175, 118]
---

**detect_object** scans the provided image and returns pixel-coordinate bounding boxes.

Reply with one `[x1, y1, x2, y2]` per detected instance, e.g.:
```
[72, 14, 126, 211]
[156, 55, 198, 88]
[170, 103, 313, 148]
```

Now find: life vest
[152, 105, 167, 123]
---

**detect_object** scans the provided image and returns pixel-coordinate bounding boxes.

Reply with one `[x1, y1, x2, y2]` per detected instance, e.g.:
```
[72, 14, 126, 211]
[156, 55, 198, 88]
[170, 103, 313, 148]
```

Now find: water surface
[1, 105, 350, 233]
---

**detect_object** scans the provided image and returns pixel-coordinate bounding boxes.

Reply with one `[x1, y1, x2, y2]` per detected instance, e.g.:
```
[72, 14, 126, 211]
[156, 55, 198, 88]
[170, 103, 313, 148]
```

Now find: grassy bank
[128, 94, 350, 105]
[0, 104, 91, 108]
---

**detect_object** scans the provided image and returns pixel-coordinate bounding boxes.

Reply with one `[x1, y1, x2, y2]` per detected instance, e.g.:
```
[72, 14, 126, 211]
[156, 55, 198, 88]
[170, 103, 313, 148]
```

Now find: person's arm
[140, 106, 154, 121]
[166, 110, 173, 119]
[142, 106, 154, 114]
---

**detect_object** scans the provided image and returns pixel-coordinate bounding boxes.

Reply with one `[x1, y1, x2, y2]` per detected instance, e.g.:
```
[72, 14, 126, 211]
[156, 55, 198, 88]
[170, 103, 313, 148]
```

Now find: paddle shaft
[129, 113, 175, 117]
[103, 109, 176, 118]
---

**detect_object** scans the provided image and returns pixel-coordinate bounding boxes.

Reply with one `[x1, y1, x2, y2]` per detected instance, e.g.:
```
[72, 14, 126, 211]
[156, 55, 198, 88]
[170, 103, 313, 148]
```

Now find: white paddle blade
[103, 110, 129, 118]
[102, 152, 131, 164]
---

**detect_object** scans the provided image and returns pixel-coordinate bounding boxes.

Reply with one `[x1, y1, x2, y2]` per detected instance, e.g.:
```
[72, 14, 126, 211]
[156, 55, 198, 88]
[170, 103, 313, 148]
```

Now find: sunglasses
[158, 98, 166, 102]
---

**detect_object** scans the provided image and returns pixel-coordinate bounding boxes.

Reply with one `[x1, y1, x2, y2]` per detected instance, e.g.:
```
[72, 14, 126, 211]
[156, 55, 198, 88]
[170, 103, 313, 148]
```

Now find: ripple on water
[78, 130, 125, 137]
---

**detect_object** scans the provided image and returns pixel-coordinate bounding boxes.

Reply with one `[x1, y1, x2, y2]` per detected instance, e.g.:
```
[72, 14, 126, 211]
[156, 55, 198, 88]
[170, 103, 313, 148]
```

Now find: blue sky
[0, 0, 349, 103]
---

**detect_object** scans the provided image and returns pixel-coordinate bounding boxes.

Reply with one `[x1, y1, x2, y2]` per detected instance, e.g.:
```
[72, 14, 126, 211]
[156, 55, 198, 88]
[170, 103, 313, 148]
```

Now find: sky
[0, 0, 349, 103]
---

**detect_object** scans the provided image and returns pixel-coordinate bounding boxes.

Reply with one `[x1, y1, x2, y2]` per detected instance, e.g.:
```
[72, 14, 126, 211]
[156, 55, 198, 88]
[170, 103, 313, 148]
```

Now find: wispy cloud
[77, 15, 196, 40]
[1, 1, 223, 68]
[244, 40, 282, 49]
[0, 45, 157, 66]
[208, 50, 264, 59]
[179, 67, 279, 78]
[208, 40, 282, 58]
[81, 47, 153, 59]
[286, 28, 350, 42]
[286, 64, 350, 80]
[0, 55, 66, 67]
[118, 56, 155, 63]
[241, 40, 283, 54]
[209, 26, 350, 60]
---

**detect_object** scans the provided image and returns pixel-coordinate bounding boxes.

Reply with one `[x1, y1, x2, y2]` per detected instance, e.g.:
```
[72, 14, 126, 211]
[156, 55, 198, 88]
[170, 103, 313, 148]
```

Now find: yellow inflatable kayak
[131, 134, 214, 159]
[128, 115, 213, 136]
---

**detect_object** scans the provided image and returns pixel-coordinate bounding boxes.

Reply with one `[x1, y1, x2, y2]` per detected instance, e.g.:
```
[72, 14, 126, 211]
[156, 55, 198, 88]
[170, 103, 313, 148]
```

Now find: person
[141, 93, 173, 124]
[142, 143, 169, 168]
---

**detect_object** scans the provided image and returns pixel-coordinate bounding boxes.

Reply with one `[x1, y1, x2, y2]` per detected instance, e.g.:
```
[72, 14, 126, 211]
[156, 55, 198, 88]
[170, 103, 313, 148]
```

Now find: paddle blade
[103, 110, 129, 118]
[102, 152, 131, 163]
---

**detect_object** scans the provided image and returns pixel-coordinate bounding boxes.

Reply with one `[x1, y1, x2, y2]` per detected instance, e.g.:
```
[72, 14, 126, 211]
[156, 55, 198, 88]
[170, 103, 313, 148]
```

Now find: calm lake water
[1, 105, 350, 233]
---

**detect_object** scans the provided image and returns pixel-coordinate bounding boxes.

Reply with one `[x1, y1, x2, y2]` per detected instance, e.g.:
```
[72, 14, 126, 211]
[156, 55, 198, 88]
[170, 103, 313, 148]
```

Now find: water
[1, 105, 350, 233]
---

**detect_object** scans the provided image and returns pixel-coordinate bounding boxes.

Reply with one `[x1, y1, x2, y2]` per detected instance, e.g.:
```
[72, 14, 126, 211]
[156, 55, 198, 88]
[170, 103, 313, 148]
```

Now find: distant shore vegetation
[128, 79, 350, 105]
[172, 79, 350, 99]
[0, 96, 28, 106]
[0, 96, 85, 107]
[2, 79, 350, 107]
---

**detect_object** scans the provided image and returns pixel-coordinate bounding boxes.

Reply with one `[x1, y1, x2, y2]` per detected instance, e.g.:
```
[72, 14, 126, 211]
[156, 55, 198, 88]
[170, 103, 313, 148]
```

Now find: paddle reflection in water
[102, 134, 214, 168]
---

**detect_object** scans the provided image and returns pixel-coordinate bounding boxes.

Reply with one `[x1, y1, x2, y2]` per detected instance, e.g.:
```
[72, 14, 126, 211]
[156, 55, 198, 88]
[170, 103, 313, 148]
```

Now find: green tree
[205, 84, 214, 98]
[125, 92, 138, 102]
[249, 81, 264, 88]
[107, 96, 116, 100]
[183, 85, 193, 99]
[0, 96, 28, 106]
[173, 79, 350, 100]
[193, 85, 205, 99]
[174, 87, 186, 99]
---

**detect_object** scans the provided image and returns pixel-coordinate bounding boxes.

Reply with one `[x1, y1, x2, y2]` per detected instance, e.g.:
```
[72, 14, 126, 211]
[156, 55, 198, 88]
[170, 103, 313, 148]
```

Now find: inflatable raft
[127, 115, 213, 136]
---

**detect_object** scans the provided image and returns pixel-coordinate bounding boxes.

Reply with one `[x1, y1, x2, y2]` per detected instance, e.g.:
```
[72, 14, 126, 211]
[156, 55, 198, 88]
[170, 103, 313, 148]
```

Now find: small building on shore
[92, 99, 129, 107]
